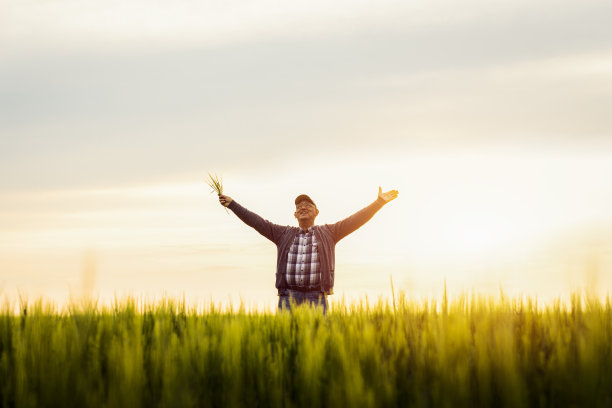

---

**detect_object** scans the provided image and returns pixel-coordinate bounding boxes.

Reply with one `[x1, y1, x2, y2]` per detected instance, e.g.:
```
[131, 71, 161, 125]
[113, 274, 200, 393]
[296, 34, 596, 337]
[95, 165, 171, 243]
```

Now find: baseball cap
[294, 194, 316, 207]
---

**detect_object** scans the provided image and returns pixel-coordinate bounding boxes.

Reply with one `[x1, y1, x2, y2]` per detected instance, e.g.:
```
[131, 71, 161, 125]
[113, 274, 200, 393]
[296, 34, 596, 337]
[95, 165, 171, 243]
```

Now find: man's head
[294, 194, 319, 228]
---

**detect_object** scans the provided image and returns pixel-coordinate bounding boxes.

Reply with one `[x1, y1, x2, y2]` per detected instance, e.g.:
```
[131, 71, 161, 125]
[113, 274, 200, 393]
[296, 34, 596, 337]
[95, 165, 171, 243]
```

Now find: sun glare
[1, 151, 610, 308]
[440, 214, 519, 256]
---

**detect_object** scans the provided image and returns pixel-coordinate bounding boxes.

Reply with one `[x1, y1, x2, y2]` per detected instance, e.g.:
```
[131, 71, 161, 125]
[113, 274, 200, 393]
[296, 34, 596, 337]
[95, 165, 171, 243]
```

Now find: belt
[286, 285, 321, 293]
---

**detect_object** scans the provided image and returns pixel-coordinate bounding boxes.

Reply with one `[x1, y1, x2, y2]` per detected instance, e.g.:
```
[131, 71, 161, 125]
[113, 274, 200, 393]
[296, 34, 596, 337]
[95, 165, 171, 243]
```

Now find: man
[218, 187, 398, 314]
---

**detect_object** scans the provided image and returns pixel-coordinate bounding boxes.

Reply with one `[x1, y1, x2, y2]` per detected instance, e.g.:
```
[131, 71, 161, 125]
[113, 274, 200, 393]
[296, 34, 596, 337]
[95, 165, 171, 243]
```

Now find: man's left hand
[378, 186, 398, 203]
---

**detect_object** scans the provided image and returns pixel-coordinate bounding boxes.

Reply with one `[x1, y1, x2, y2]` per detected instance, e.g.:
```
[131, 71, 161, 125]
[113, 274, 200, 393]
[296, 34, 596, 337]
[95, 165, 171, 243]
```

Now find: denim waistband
[285, 285, 322, 293]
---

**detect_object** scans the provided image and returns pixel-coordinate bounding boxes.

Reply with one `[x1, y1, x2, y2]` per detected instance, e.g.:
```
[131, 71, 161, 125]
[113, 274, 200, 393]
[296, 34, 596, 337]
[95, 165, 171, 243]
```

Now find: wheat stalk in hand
[207, 173, 229, 214]
[206, 173, 224, 194]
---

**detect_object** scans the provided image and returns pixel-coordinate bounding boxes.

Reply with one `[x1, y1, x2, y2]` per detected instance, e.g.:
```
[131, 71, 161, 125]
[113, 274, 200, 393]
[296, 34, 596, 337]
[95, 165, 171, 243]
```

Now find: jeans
[278, 289, 328, 315]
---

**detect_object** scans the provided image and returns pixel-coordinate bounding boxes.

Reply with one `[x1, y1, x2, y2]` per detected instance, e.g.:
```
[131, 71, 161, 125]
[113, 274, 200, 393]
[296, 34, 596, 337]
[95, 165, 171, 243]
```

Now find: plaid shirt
[285, 227, 320, 288]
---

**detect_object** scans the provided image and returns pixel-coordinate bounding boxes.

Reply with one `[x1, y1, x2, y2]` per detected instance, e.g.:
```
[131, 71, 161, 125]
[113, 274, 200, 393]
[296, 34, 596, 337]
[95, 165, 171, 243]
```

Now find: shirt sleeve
[328, 198, 386, 242]
[227, 200, 287, 244]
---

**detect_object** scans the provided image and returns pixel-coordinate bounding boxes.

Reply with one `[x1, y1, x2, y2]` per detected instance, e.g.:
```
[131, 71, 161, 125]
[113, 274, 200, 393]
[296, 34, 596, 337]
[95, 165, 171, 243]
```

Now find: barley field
[0, 291, 611, 407]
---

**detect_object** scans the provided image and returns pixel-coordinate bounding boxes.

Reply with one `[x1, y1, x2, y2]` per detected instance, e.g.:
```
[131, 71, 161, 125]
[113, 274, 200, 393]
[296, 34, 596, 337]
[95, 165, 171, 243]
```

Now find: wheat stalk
[207, 173, 229, 214]
[206, 173, 224, 195]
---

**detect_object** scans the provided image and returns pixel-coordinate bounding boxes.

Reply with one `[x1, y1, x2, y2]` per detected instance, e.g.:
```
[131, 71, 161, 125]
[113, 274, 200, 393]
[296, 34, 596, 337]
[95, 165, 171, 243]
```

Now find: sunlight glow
[1, 150, 610, 309]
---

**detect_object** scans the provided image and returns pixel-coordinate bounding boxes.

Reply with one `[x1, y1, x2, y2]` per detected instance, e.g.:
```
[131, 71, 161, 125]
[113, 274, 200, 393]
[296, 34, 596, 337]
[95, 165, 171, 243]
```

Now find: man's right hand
[218, 194, 233, 207]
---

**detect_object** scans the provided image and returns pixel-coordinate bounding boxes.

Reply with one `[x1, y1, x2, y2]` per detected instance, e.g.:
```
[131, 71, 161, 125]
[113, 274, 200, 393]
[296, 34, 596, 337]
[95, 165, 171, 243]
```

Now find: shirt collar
[299, 226, 315, 234]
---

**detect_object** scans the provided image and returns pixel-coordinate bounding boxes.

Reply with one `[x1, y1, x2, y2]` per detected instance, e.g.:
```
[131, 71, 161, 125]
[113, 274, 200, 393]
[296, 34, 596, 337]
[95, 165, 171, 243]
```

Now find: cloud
[0, 0, 533, 53]
[1, 0, 611, 191]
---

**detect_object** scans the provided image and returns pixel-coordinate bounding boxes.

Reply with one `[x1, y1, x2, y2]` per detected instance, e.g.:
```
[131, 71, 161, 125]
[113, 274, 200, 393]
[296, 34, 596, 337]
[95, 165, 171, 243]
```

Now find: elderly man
[218, 187, 398, 314]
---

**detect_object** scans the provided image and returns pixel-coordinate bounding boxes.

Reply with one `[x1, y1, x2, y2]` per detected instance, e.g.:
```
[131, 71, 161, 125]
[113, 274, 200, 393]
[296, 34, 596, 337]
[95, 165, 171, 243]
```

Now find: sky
[1, 0, 612, 310]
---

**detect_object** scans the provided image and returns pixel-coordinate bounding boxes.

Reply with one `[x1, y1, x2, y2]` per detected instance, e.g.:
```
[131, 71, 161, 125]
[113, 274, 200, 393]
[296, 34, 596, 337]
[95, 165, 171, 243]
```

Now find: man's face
[294, 201, 319, 224]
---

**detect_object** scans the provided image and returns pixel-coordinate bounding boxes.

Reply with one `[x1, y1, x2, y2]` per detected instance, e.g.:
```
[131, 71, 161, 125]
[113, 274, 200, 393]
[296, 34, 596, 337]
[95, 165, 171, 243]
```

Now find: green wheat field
[1, 290, 611, 407]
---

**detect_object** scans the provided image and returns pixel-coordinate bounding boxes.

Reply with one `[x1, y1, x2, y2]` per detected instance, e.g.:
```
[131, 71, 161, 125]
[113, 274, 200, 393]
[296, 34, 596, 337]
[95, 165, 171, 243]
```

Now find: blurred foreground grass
[1, 291, 611, 407]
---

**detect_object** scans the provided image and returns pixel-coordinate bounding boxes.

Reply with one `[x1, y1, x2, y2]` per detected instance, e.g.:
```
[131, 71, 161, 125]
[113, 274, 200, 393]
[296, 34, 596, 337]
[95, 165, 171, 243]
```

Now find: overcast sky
[2, 0, 612, 190]
[1, 0, 611, 308]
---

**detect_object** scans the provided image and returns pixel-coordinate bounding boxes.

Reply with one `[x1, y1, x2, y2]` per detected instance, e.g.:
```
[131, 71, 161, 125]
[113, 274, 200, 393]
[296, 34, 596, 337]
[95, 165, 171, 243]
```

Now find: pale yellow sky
[1, 0, 611, 309]
[1, 148, 611, 309]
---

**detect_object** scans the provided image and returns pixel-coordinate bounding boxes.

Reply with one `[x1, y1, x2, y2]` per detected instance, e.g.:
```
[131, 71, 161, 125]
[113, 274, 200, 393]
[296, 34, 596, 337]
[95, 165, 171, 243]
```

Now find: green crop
[0, 292, 611, 407]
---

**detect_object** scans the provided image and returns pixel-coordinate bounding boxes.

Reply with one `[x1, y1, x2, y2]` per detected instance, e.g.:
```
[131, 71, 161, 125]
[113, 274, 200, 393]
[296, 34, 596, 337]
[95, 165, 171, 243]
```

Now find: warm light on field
[2, 293, 612, 406]
[2, 1, 611, 405]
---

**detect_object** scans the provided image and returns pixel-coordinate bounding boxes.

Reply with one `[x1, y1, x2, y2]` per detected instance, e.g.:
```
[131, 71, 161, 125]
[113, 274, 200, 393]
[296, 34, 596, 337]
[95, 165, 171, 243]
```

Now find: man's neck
[298, 221, 314, 231]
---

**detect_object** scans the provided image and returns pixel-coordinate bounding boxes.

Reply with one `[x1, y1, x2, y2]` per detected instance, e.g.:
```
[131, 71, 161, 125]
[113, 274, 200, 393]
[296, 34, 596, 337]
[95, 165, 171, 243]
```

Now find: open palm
[378, 186, 398, 203]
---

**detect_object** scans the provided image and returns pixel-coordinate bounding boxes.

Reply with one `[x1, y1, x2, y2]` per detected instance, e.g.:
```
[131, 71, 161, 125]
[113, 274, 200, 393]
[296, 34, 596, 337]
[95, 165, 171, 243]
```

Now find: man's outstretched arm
[330, 187, 398, 242]
[218, 194, 285, 243]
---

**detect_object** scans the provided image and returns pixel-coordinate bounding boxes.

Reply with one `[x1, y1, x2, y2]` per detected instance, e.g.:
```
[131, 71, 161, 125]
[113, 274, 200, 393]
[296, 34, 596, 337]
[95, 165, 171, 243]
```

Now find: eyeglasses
[296, 202, 315, 209]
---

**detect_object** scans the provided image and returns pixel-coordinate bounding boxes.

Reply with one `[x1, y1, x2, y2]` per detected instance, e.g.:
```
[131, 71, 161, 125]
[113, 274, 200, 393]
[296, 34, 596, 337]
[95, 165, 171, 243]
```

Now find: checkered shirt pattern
[285, 227, 321, 288]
